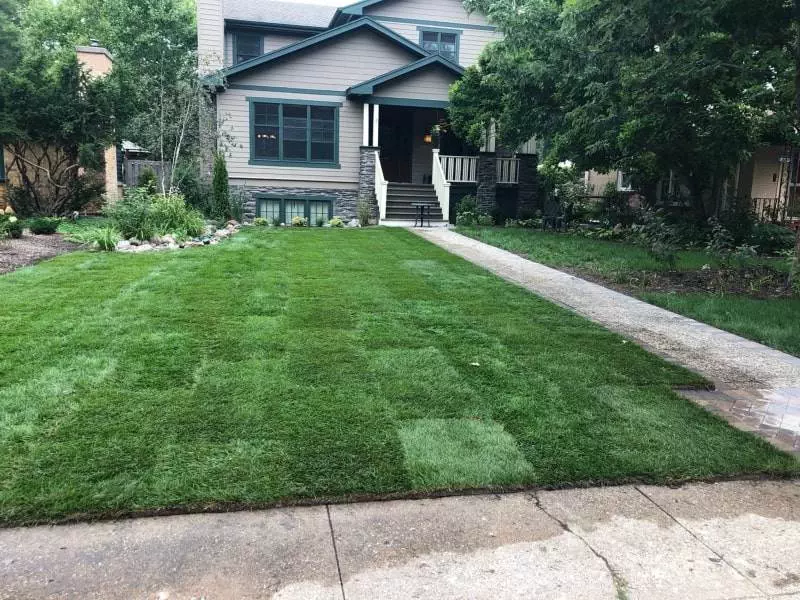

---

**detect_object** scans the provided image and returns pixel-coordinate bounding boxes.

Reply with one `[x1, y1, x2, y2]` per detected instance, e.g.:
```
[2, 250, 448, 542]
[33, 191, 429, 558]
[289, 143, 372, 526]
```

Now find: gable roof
[347, 55, 464, 96]
[331, 0, 400, 26]
[223, 17, 429, 79]
[225, 0, 336, 29]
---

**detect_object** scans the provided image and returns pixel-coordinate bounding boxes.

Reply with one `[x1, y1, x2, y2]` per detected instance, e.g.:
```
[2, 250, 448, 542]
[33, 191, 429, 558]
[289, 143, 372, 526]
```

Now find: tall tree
[452, 0, 795, 217]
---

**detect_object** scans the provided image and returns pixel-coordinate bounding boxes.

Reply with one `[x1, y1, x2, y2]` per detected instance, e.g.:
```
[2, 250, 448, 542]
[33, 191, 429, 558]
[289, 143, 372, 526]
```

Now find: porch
[358, 102, 524, 227]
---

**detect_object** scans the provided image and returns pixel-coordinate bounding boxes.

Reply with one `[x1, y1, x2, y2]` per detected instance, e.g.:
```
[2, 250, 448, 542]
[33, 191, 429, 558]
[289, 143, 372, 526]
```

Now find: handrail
[439, 154, 479, 183]
[497, 157, 520, 184]
[431, 148, 451, 223]
[374, 150, 388, 221]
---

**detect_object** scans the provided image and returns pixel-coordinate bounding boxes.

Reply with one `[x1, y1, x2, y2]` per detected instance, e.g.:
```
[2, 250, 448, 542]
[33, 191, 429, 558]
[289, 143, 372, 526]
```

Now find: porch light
[423, 133, 433, 144]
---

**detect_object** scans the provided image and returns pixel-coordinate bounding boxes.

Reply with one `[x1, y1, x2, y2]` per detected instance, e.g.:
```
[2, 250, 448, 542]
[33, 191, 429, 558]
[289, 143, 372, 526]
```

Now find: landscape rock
[116, 240, 132, 251]
[347, 218, 361, 228]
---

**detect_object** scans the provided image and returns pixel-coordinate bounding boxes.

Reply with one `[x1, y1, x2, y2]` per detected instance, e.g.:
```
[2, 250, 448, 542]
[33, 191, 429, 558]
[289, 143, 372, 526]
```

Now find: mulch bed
[0, 233, 80, 275]
[565, 265, 793, 299]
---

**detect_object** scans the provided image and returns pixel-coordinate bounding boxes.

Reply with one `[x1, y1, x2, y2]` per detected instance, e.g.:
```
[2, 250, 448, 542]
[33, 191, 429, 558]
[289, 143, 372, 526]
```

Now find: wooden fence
[122, 159, 172, 188]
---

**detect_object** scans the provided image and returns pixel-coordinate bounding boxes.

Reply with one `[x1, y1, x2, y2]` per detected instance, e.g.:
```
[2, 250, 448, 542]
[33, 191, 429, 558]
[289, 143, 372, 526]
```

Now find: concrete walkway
[414, 228, 800, 455]
[2, 481, 799, 599]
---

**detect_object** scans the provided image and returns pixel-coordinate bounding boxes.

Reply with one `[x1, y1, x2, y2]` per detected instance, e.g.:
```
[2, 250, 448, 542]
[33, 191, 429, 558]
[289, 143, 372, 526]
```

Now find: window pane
[258, 199, 281, 221]
[440, 33, 457, 61]
[236, 33, 262, 64]
[253, 103, 279, 159]
[285, 200, 305, 221]
[309, 200, 329, 225]
[310, 106, 335, 162]
[421, 31, 439, 53]
[283, 105, 308, 161]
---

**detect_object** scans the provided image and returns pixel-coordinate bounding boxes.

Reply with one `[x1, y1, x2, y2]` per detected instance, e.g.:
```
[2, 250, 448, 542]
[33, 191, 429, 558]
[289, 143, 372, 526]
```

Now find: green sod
[0, 228, 795, 525]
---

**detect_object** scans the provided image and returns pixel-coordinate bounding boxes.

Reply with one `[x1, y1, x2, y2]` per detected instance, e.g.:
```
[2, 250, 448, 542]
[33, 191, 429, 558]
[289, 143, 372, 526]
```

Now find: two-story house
[197, 0, 538, 225]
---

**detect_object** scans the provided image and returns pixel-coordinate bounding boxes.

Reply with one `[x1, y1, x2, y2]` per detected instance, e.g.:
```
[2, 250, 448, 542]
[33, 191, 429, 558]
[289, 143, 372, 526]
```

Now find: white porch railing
[439, 155, 479, 183]
[497, 157, 520, 184]
[431, 149, 451, 222]
[374, 150, 388, 221]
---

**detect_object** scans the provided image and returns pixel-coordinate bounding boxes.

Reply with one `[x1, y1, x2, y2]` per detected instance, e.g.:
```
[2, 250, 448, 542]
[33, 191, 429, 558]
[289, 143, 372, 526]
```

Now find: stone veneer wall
[476, 152, 497, 214]
[238, 185, 359, 222]
[358, 146, 378, 220]
[516, 153, 539, 218]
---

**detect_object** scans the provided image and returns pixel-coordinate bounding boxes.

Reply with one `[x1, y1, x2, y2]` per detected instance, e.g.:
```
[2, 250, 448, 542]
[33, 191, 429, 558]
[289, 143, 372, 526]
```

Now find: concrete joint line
[530, 492, 630, 599]
[326, 504, 347, 600]
[633, 486, 768, 598]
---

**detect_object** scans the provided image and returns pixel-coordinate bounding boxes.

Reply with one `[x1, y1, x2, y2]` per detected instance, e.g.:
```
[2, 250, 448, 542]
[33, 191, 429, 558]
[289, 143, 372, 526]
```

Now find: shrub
[174, 160, 210, 215]
[211, 152, 230, 220]
[456, 211, 478, 226]
[599, 182, 638, 227]
[107, 188, 205, 240]
[329, 216, 344, 228]
[137, 167, 158, 191]
[272, 217, 281, 227]
[253, 217, 268, 226]
[357, 199, 371, 226]
[706, 217, 735, 266]
[750, 222, 795, 255]
[316, 217, 325, 227]
[27, 217, 61, 234]
[108, 187, 155, 240]
[457, 194, 478, 215]
[635, 209, 679, 268]
[65, 225, 121, 251]
[477, 214, 495, 226]
[149, 194, 205, 237]
[0, 214, 23, 239]
[291, 216, 308, 227]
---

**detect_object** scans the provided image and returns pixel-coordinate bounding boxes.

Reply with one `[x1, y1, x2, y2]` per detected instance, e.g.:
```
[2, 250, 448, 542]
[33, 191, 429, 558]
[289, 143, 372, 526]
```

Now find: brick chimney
[75, 42, 113, 78]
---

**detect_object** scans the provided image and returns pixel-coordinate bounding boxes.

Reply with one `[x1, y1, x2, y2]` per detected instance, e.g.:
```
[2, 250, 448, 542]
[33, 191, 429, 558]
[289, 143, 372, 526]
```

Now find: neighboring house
[0, 43, 121, 212]
[198, 0, 538, 225]
[585, 148, 800, 222]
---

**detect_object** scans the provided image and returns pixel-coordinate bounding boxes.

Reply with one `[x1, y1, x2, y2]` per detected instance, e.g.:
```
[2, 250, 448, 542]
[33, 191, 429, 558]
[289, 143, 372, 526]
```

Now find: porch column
[371, 103, 380, 147]
[517, 153, 539, 218]
[477, 152, 497, 215]
[362, 103, 370, 146]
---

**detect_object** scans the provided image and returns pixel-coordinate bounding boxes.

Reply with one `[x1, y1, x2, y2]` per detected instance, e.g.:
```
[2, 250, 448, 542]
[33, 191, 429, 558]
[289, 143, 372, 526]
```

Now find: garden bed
[0, 232, 79, 274]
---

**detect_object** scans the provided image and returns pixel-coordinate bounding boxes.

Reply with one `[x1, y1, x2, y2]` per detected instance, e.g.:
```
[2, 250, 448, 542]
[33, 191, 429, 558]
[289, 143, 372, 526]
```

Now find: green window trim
[418, 27, 460, 64]
[233, 31, 264, 66]
[255, 195, 335, 224]
[247, 97, 341, 169]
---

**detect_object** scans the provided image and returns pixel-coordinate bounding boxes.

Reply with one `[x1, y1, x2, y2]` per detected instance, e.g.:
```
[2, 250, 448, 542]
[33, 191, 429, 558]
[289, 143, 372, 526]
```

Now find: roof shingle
[224, 0, 337, 28]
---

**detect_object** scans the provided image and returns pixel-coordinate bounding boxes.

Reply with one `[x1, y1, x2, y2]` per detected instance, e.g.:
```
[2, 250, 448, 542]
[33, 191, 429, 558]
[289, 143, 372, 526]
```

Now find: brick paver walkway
[414, 228, 800, 455]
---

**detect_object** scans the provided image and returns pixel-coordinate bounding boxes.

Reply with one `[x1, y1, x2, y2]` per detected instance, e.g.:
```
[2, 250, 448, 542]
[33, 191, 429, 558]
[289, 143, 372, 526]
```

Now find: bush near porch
[0, 228, 795, 525]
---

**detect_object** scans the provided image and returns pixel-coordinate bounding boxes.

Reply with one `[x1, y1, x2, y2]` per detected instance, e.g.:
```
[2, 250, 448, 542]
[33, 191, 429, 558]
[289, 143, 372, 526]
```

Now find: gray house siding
[197, 0, 224, 72]
[371, 64, 457, 101]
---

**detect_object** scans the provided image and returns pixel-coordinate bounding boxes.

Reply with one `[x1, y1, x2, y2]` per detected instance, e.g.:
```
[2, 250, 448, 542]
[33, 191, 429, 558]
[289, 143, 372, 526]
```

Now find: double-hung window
[251, 100, 339, 167]
[419, 29, 460, 63]
[234, 32, 263, 65]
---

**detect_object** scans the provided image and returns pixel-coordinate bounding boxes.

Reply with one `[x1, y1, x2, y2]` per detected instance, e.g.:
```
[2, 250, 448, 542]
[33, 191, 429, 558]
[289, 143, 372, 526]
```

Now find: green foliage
[149, 194, 204, 237]
[174, 159, 210, 215]
[329, 216, 344, 228]
[26, 217, 61, 235]
[0, 214, 23, 239]
[291, 216, 308, 227]
[0, 49, 118, 215]
[210, 152, 231, 220]
[357, 199, 371, 226]
[635, 209, 679, 269]
[453, 0, 794, 217]
[750, 222, 796, 255]
[252, 217, 268, 227]
[455, 194, 481, 226]
[107, 187, 204, 240]
[477, 214, 495, 226]
[137, 167, 158, 191]
[706, 217, 736, 266]
[272, 217, 281, 227]
[65, 225, 121, 251]
[599, 182, 638, 227]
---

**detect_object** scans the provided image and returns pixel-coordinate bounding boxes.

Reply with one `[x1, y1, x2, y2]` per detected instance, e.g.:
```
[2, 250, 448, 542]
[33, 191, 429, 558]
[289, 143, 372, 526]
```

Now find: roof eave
[346, 55, 464, 96]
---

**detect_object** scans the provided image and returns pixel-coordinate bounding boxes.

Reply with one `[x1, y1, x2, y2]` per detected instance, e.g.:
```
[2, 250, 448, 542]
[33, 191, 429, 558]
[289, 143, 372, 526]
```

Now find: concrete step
[381, 218, 449, 228]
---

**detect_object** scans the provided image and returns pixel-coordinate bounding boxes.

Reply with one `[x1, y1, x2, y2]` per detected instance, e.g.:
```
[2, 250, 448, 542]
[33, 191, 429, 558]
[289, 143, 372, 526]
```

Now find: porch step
[383, 182, 444, 225]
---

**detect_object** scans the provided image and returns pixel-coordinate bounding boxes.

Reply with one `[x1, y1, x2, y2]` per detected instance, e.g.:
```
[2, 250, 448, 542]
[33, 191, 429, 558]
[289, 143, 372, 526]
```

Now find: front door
[379, 106, 413, 182]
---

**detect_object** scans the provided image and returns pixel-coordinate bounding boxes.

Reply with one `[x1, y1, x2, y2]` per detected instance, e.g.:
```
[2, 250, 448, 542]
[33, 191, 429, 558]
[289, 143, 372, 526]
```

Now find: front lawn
[0, 228, 795, 525]
[458, 227, 800, 357]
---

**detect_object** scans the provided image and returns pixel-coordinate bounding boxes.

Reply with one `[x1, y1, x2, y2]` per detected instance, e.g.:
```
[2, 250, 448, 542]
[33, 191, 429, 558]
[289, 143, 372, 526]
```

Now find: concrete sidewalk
[414, 228, 800, 455]
[2, 481, 799, 599]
